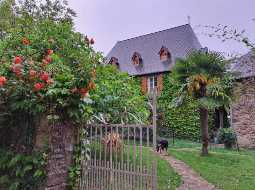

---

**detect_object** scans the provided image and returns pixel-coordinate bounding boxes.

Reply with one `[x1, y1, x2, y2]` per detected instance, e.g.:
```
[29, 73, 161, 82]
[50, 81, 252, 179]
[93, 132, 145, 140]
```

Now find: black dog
[156, 139, 168, 153]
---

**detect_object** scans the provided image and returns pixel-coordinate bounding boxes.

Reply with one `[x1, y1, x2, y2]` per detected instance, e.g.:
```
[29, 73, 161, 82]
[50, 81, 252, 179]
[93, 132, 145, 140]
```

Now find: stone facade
[231, 78, 255, 149]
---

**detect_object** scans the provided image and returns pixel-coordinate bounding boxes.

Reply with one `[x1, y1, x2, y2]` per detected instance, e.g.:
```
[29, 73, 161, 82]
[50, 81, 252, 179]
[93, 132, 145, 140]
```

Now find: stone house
[231, 51, 255, 148]
[106, 24, 202, 94]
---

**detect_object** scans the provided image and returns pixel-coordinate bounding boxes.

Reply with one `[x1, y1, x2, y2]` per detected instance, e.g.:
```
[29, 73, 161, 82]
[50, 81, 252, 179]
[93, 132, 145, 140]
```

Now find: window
[132, 52, 142, 66]
[158, 46, 171, 62]
[109, 57, 119, 67]
[147, 76, 157, 92]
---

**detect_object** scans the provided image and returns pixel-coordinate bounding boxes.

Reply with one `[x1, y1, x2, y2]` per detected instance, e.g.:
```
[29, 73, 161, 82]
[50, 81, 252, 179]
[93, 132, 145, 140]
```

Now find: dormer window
[132, 52, 142, 66]
[159, 46, 171, 62]
[109, 57, 119, 67]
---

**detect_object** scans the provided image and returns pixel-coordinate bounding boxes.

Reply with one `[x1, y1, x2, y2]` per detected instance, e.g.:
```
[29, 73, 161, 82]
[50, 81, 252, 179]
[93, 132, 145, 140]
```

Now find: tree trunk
[219, 107, 224, 129]
[199, 107, 209, 156]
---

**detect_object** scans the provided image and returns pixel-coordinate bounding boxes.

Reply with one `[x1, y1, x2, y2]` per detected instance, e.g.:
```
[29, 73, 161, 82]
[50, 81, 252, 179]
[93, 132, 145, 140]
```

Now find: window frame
[147, 75, 158, 92]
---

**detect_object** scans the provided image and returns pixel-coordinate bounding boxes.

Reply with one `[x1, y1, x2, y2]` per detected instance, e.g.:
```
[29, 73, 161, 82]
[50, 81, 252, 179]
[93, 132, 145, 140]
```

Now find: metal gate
[78, 91, 158, 190]
[79, 125, 157, 190]
[79, 123, 157, 190]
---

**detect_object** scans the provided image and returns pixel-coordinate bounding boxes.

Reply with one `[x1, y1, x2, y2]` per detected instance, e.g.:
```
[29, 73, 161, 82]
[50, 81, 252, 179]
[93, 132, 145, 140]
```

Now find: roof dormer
[159, 46, 171, 62]
[132, 52, 142, 66]
[109, 57, 119, 67]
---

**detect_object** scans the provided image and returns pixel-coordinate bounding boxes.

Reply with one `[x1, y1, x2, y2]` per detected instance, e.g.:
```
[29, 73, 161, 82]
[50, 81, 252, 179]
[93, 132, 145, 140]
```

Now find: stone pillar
[35, 119, 77, 190]
[46, 122, 76, 190]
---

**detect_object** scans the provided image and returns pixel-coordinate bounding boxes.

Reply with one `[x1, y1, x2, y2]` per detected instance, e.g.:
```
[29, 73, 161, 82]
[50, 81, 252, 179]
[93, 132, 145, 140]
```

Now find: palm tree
[172, 51, 234, 155]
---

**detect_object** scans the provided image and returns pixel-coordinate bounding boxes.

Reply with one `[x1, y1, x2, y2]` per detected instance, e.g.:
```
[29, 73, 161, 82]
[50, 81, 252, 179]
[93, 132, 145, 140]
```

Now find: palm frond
[172, 51, 234, 109]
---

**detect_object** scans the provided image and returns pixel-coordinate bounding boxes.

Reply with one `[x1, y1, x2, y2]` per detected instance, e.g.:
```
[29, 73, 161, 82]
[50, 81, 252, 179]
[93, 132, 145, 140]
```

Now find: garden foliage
[90, 65, 149, 124]
[0, 19, 98, 120]
[0, 1, 99, 189]
[0, 150, 47, 190]
[218, 128, 237, 149]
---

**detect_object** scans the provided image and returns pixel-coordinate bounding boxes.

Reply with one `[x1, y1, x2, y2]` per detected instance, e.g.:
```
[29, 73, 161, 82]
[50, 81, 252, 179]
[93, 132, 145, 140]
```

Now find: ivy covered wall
[158, 73, 210, 141]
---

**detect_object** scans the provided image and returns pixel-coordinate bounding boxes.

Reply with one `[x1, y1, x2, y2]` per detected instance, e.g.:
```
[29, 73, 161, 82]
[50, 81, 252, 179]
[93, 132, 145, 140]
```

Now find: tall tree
[0, 0, 76, 39]
[172, 51, 234, 155]
[14, 0, 76, 23]
[0, 0, 15, 38]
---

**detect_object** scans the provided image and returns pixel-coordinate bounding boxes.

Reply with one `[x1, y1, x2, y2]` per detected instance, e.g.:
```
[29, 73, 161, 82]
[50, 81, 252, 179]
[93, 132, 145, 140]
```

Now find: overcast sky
[68, 0, 254, 57]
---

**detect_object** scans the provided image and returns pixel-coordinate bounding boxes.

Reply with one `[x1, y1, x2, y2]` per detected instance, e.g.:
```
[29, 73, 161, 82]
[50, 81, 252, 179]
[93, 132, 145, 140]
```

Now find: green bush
[90, 65, 149, 124]
[218, 128, 237, 149]
[0, 150, 47, 190]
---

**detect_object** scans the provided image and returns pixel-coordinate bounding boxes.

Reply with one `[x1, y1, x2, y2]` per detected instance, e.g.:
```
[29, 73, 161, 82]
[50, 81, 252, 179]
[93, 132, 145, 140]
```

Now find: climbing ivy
[158, 74, 217, 141]
[67, 128, 90, 190]
[158, 74, 201, 141]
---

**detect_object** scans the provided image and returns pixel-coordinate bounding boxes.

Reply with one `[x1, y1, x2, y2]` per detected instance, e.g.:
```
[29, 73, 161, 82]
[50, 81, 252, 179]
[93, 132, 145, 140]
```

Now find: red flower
[22, 38, 30, 45]
[47, 49, 54, 55]
[79, 88, 90, 98]
[90, 38, 95, 45]
[40, 72, 49, 81]
[0, 76, 7, 87]
[34, 83, 44, 91]
[29, 69, 37, 78]
[79, 88, 88, 94]
[14, 56, 22, 64]
[45, 56, 52, 63]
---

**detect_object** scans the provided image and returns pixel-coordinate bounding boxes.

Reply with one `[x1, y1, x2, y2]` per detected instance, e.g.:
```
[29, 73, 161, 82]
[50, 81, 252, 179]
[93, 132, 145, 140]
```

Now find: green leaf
[9, 181, 19, 190]
[8, 155, 21, 167]
[23, 165, 33, 173]
[33, 169, 43, 178]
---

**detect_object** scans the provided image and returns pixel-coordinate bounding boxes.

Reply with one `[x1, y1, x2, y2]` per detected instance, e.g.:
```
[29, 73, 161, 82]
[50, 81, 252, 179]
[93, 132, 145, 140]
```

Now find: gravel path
[158, 153, 218, 190]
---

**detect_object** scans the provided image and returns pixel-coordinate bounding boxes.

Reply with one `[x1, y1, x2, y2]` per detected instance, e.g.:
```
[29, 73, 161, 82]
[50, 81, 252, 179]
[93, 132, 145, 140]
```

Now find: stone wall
[231, 78, 255, 148]
[35, 119, 76, 190]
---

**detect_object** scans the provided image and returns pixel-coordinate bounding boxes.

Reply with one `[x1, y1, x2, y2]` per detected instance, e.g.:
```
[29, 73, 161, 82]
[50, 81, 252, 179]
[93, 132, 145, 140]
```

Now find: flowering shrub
[0, 20, 100, 120]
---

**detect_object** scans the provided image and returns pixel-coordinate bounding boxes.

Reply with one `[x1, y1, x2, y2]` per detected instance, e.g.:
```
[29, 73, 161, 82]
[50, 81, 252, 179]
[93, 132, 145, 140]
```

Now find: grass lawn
[168, 139, 255, 190]
[142, 147, 181, 190]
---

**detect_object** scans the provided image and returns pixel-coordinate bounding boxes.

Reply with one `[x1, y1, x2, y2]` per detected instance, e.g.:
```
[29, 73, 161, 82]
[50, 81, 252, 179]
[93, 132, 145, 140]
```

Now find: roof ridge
[117, 24, 191, 43]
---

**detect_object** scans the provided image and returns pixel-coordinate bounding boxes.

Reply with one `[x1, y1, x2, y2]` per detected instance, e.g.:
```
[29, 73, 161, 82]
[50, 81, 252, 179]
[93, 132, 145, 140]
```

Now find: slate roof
[106, 24, 202, 76]
[230, 51, 255, 79]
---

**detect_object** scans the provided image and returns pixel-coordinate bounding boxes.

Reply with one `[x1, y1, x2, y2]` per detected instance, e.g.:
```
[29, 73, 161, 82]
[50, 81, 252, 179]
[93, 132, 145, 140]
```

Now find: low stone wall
[231, 78, 255, 149]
